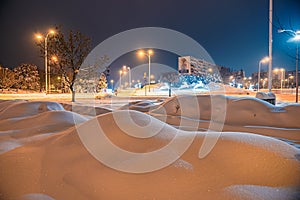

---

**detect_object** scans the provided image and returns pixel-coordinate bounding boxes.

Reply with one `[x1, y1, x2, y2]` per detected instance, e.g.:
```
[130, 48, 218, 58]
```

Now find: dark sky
[0, 0, 299, 76]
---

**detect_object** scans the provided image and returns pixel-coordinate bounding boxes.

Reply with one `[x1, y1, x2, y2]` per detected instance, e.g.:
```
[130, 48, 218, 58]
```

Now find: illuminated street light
[273, 68, 285, 91]
[35, 29, 56, 94]
[110, 79, 114, 91]
[264, 78, 268, 89]
[49, 55, 59, 91]
[138, 49, 153, 92]
[280, 68, 285, 92]
[258, 56, 269, 91]
[122, 65, 131, 88]
[51, 55, 58, 62]
[288, 75, 294, 88]
[278, 29, 300, 102]
[128, 66, 131, 88]
[119, 70, 122, 89]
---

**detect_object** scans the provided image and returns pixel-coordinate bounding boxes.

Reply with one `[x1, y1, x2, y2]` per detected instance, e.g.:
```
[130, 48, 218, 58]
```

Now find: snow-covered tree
[161, 72, 179, 97]
[0, 67, 15, 90]
[97, 73, 107, 92]
[75, 55, 109, 93]
[13, 63, 40, 90]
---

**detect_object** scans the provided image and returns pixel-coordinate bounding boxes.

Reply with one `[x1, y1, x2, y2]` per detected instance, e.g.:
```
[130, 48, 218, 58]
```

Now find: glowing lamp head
[263, 57, 270, 63]
[148, 49, 153, 55]
[35, 34, 43, 40]
[138, 50, 145, 57]
[260, 56, 269, 64]
[51, 55, 58, 62]
[49, 29, 55, 35]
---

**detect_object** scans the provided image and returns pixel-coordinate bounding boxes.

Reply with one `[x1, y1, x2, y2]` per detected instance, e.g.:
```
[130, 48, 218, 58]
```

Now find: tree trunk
[168, 82, 172, 97]
[71, 90, 76, 102]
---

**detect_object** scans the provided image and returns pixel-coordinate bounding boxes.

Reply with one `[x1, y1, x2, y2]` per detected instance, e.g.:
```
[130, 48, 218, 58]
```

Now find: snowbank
[118, 100, 160, 112]
[0, 101, 88, 154]
[61, 102, 112, 116]
[0, 101, 64, 120]
[152, 95, 300, 128]
[0, 109, 299, 200]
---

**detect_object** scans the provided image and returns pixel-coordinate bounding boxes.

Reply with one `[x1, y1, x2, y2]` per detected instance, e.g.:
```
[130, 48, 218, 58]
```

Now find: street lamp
[258, 56, 269, 91]
[51, 55, 58, 62]
[278, 29, 300, 102]
[280, 68, 285, 92]
[229, 75, 234, 85]
[35, 29, 56, 94]
[128, 66, 131, 88]
[119, 70, 122, 89]
[288, 75, 294, 88]
[122, 65, 131, 88]
[50, 55, 58, 92]
[110, 79, 114, 91]
[273, 68, 279, 89]
[263, 78, 268, 89]
[273, 68, 285, 90]
[138, 49, 153, 92]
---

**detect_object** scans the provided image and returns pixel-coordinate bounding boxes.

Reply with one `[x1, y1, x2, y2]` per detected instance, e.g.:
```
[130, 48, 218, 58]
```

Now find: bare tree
[37, 27, 91, 102]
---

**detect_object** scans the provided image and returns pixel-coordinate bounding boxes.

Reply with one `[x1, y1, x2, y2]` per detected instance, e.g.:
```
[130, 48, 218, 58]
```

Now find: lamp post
[138, 49, 153, 92]
[280, 68, 285, 92]
[119, 70, 122, 89]
[264, 78, 268, 89]
[268, 0, 273, 92]
[122, 65, 131, 88]
[273, 68, 279, 89]
[35, 29, 55, 94]
[110, 79, 114, 91]
[258, 57, 269, 91]
[278, 29, 300, 102]
[229, 75, 234, 86]
[128, 66, 131, 88]
[50, 55, 58, 93]
[288, 75, 294, 88]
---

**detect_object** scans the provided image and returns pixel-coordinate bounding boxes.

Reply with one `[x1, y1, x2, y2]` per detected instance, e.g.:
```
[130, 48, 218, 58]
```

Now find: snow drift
[0, 104, 299, 200]
[152, 95, 300, 128]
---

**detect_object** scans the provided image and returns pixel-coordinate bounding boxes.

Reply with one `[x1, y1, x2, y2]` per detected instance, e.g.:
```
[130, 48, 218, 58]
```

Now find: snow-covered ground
[0, 94, 299, 200]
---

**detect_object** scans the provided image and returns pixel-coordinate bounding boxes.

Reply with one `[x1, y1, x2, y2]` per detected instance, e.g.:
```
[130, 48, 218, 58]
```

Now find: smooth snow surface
[0, 97, 299, 200]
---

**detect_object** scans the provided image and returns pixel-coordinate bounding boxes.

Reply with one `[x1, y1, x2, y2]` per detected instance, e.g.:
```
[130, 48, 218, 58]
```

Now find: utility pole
[268, 0, 273, 92]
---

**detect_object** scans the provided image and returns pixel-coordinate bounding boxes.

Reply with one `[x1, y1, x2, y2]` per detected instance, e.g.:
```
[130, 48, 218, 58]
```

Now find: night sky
[0, 0, 299, 76]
